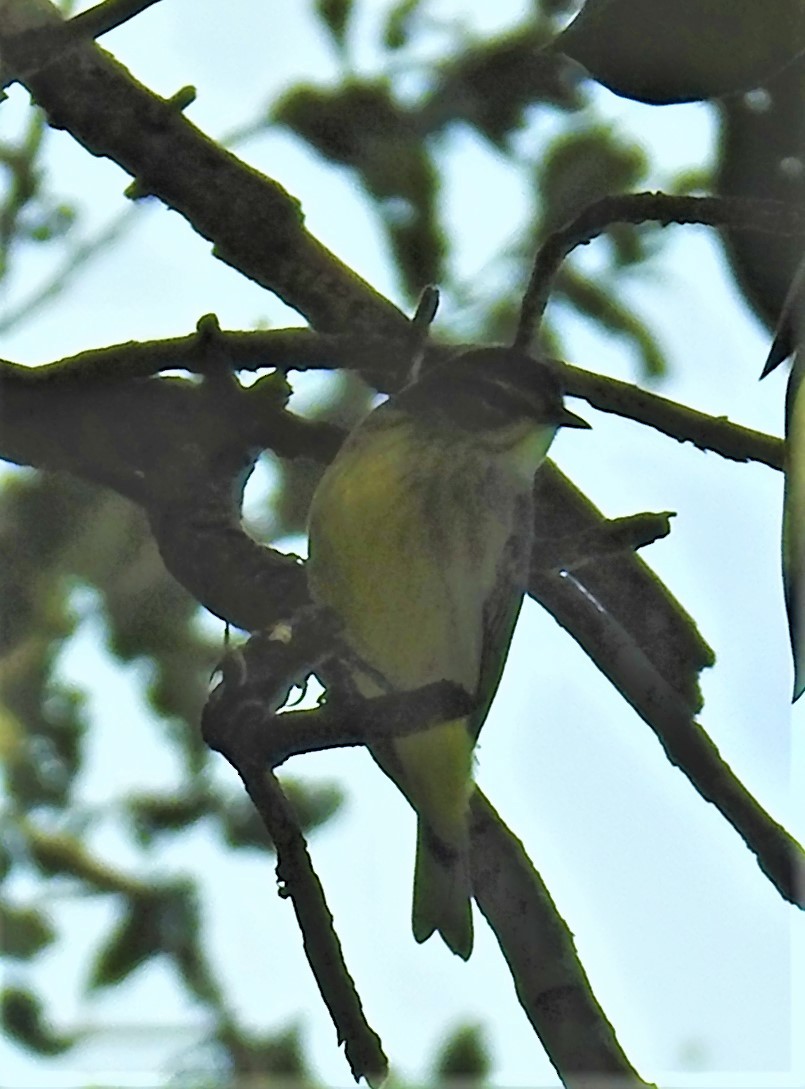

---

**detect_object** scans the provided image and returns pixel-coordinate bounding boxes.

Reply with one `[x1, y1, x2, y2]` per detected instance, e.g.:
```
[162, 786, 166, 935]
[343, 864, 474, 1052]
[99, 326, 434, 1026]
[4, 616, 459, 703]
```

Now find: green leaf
[283, 778, 344, 835]
[220, 780, 343, 851]
[433, 1022, 491, 1083]
[421, 24, 581, 148]
[89, 889, 167, 988]
[539, 127, 649, 234]
[273, 80, 445, 293]
[128, 790, 211, 845]
[315, 0, 354, 54]
[383, 0, 423, 50]
[218, 1023, 312, 1079]
[1, 986, 72, 1055]
[0, 902, 56, 960]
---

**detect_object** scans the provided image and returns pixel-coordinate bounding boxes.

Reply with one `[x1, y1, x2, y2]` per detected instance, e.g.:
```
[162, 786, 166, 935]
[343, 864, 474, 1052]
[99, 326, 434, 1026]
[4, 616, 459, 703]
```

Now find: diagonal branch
[0, 0, 406, 338]
[561, 361, 784, 470]
[470, 792, 656, 1088]
[207, 728, 388, 1088]
[68, 0, 165, 39]
[203, 620, 655, 1087]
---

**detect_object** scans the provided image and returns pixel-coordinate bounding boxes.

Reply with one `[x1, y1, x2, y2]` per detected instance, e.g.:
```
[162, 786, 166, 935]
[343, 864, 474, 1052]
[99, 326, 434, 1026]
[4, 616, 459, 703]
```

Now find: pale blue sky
[1, 1, 803, 1086]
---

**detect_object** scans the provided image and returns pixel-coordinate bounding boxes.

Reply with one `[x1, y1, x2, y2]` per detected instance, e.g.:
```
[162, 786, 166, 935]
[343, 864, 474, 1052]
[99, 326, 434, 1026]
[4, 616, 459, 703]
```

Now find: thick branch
[1, 326, 784, 471]
[530, 570, 805, 911]
[0, 0, 407, 338]
[470, 793, 655, 1088]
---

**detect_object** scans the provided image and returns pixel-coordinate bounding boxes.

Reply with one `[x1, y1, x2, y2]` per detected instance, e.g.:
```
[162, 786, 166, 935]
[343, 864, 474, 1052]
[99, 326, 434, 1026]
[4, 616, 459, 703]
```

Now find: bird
[305, 345, 589, 958]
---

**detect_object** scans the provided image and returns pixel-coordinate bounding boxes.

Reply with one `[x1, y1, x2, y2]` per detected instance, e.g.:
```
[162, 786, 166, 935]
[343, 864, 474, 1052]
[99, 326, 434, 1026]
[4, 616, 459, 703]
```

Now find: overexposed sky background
[1, 1, 803, 1086]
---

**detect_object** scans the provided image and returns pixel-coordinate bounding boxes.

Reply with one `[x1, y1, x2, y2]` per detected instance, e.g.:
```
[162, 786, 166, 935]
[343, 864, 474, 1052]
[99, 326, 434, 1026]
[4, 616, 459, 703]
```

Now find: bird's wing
[469, 495, 532, 741]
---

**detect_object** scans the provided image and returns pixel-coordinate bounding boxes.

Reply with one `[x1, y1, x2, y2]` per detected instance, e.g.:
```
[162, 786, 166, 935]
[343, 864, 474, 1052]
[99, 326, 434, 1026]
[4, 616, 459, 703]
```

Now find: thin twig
[534, 511, 675, 571]
[225, 757, 387, 1087]
[560, 360, 784, 470]
[516, 192, 805, 350]
[67, 0, 164, 38]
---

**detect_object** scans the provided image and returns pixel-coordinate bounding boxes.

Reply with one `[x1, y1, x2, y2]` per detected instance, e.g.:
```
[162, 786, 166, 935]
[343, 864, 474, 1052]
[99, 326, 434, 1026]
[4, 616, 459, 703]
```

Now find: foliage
[0, 0, 803, 1086]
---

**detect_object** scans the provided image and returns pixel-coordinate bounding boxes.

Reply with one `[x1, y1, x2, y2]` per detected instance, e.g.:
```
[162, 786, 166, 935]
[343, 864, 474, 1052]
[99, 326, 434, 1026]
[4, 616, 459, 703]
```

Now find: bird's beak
[555, 405, 591, 429]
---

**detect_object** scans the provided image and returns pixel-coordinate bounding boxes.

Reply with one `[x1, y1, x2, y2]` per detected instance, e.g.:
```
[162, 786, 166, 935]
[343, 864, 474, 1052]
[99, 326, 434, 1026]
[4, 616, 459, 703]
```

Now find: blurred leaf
[433, 1022, 491, 1083]
[670, 165, 714, 195]
[383, 0, 423, 49]
[315, 0, 354, 54]
[26, 826, 142, 895]
[220, 795, 275, 851]
[282, 777, 344, 834]
[90, 882, 200, 989]
[1, 986, 72, 1055]
[0, 475, 89, 808]
[0, 837, 12, 883]
[420, 22, 582, 147]
[717, 54, 805, 334]
[0, 902, 56, 959]
[539, 127, 649, 234]
[273, 80, 444, 293]
[219, 778, 342, 852]
[127, 789, 212, 846]
[219, 1023, 312, 1079]
[553, 0, 805, 104]
[162, 881, 222, 1004]
[27, 203, 77, 243]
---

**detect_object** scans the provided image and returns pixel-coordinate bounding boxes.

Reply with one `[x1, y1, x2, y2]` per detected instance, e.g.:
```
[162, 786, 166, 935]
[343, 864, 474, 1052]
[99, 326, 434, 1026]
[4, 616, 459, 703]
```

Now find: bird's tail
[411, 819, 473, 960]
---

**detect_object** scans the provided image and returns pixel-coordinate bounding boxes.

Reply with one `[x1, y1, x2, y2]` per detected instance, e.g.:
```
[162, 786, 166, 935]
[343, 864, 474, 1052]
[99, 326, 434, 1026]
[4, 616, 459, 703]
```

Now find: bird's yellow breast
[306, 410, 547, 697]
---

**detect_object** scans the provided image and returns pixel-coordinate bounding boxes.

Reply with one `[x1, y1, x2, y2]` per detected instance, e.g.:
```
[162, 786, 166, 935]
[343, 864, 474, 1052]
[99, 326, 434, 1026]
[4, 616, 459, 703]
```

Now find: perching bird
[306, 346, 589, 957]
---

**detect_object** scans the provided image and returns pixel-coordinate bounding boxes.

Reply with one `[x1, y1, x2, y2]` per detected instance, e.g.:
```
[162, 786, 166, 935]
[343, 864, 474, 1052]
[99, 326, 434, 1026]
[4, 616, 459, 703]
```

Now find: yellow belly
[306, 409, 539, 834]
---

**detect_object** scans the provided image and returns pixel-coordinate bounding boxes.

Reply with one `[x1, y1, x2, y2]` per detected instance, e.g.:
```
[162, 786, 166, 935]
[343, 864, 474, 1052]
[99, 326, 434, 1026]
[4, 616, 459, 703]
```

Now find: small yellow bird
[306, 346, 589, 957]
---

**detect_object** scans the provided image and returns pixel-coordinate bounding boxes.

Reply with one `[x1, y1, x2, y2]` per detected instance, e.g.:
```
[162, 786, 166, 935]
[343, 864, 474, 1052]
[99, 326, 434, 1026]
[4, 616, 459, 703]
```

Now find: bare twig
[516, 192, 805, 350]
[68, 0, 164, 38]
[534, 511, 675, 571]
[560, 361, 784, 470]
[214, 750, 387, 1087]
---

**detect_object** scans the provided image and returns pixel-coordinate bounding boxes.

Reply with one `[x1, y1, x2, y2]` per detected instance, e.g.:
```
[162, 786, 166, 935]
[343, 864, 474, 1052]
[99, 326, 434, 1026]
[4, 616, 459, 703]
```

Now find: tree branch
[529, 552, 805, 908]
[68, 0, 165, 39]
[470, 792, 656, 1088]
[3, 4, 797, 1077]
[516, 191, 805, 349]
[204, 723, 388, 1088]
[1, 324, 784, 471]
[561, 361, 784, 470]
[0, 0, 407, 337]
[202, 618, 654, 1087]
